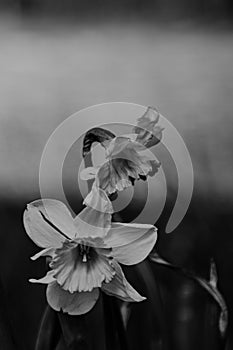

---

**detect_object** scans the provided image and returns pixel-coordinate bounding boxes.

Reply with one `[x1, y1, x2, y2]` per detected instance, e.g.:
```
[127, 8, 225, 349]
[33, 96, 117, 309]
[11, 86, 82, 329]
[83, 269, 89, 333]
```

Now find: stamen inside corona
[79, 243, 90, 263]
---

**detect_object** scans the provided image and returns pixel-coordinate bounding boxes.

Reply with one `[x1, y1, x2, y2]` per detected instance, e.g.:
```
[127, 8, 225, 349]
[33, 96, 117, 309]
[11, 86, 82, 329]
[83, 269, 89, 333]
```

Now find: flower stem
[0, 278, 16, 350]
[35, 306, 61, 350]
[103, 293, 129, 350]
[58, 312, 90, 350]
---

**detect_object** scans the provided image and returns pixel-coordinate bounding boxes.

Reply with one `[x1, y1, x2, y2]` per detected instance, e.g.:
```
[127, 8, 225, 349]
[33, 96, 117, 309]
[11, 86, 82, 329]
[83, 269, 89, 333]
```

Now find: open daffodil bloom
[24, 189, 157, 315]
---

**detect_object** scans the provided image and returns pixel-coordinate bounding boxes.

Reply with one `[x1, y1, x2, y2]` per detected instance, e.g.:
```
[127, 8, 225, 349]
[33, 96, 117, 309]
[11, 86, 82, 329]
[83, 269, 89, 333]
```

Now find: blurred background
[0, 1, 233, 349]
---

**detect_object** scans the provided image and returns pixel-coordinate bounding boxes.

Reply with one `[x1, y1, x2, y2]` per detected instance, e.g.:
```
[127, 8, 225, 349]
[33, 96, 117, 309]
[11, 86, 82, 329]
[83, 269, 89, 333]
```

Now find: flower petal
[97, 137, 158, 194]
[46, 282, 99, 315]
[75, 206, 112, 239]
[101, 261, 145, 302]
[111, 226, 157, 265]
[80, 167, 98, 180]
[83, 183, 113, 214]
[24, 202, 67, 248]
[29, 199, 76, 238]
[97, 160, 133, 194]
[51, 242, 115, 293]
[74, 184, 113, 239]
[31, 247, 55, 261]
[101, 222, 157, 248]
[29, 270, 56, 284]
[106, 137, 130, 157]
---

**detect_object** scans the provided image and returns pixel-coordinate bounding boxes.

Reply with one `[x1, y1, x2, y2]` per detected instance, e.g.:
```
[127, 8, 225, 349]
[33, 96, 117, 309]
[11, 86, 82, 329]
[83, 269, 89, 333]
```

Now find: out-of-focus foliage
[1, 0, 233, 19]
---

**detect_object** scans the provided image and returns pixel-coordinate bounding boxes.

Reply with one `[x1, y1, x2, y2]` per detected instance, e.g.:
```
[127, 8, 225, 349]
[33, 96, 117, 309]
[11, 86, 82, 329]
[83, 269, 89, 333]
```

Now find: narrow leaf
[209, 259, 218, 289]
[149, 252, 228, 337]
[120, 302, 131, 329]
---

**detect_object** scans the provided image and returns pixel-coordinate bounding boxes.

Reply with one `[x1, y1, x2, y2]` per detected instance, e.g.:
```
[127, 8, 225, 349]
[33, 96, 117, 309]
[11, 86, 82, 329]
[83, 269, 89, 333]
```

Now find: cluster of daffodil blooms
[23, 107, 163, 315]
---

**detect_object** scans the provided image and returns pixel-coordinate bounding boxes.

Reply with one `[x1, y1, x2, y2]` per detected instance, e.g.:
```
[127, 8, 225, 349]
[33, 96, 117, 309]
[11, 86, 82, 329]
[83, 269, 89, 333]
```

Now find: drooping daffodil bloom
[81, 136, 161, 195]
[24, 188, 157, 315]
[133, 106, 164, 148]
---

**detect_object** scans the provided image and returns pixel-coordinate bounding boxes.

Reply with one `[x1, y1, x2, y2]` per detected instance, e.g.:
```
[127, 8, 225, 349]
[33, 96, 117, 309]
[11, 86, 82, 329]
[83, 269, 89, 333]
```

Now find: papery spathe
[133, 106, 164, 148]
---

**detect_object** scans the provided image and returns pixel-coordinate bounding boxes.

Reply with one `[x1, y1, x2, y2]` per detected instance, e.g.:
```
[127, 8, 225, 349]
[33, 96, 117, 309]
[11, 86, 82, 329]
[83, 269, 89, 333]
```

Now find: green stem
[0, 278, 16, 350]
[35, 306, 61, 350]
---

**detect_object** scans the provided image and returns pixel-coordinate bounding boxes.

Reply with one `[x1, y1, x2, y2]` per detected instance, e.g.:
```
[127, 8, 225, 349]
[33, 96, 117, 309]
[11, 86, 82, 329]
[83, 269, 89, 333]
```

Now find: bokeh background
[0, 1, 233, 349]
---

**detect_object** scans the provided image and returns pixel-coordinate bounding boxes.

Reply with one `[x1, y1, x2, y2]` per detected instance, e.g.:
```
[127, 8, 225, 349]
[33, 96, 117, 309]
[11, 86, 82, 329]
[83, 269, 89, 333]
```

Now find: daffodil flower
[24, 195, 157, 315]
[133, 106, 164, 148]
[81, 136, 161, 194]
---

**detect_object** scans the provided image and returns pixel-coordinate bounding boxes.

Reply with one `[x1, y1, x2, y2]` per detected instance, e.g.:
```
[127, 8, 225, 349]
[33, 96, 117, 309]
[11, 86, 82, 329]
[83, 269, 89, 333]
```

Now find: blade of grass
[83, 130, 128, 350]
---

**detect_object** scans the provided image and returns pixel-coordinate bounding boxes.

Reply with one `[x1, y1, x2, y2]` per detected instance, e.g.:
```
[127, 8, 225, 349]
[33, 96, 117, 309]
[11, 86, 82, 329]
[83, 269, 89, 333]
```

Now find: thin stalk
[0, 277, 17, 350]
[58, 312, 90, 350]
[83, 136, 128, 350]
[112, 299, 129, 350]
[102, 294, 129, 350]
[102, 294, 118, 350]
[35, 306, 61, 350]
[136, 261, 166, 350]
